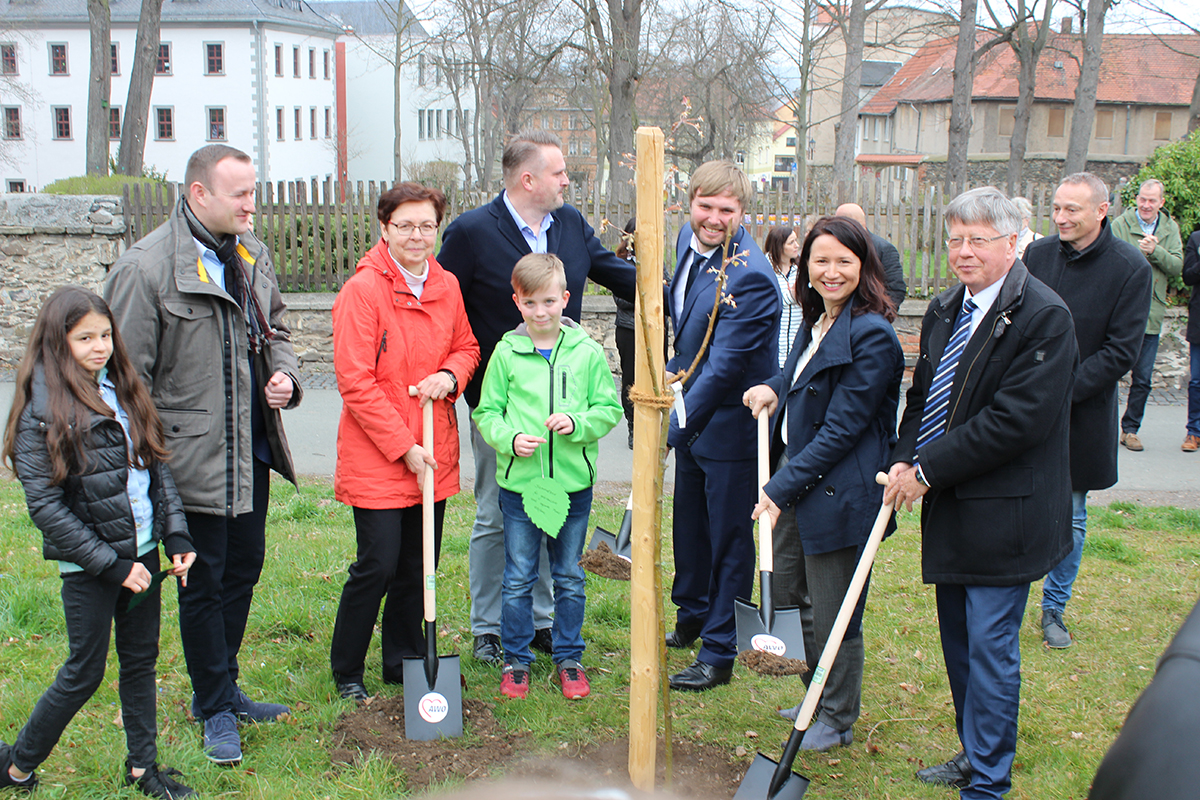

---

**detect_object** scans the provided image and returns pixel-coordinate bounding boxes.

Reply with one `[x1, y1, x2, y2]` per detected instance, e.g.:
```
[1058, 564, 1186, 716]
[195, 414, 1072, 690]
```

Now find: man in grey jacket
[105, 145, 302, 766]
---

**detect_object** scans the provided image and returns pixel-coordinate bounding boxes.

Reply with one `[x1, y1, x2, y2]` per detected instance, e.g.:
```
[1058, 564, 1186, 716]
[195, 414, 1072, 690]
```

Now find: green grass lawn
[1, 478, 1198, 798]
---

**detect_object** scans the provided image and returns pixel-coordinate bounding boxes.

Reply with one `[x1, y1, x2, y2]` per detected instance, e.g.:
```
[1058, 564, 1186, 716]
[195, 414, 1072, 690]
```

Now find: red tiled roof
[863, 32, 1200, 114]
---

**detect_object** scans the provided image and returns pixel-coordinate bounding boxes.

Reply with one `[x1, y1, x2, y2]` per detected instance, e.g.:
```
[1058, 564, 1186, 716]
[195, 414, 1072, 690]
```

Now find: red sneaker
[557, 660, 590, 700]
[500, 664, 530, 699]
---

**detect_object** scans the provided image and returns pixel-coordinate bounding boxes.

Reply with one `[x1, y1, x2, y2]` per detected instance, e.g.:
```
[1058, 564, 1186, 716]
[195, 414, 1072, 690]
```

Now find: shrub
[41, 174, 165, 196]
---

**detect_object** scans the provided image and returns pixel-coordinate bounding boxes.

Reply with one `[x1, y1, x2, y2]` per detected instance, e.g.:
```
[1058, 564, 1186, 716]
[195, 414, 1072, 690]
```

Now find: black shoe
[0, 742, 37, 795]
[473, 633, 503, 665]
[126, 762, 196, 799]
[915, 749, 972, 788]
[665, 624, 702, 649]
[668, 660, 733, 692]
[531, 627, 553, 655]
[334, 674, 370, 702]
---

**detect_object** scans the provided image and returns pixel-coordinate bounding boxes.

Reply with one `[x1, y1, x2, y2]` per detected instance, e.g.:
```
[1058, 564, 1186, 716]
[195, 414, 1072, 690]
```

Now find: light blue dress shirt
[502, 190, 554, 254]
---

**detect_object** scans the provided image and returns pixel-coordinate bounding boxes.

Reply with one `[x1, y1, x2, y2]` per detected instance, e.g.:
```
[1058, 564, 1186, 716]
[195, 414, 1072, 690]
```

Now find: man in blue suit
[665, 160, 781, 691]
[438, 130, 636, 666]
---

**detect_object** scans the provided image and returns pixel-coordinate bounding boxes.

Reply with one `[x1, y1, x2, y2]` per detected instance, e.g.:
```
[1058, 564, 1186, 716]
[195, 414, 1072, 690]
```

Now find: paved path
[3, 378, 1195, 507]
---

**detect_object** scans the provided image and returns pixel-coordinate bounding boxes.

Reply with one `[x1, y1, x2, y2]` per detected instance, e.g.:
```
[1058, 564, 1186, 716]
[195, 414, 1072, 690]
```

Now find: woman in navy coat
[743, 216, 904, 751]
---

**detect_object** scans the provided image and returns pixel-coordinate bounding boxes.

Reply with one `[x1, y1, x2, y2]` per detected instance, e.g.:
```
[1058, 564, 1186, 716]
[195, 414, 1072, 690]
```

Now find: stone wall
[0, 193, 1190, 392]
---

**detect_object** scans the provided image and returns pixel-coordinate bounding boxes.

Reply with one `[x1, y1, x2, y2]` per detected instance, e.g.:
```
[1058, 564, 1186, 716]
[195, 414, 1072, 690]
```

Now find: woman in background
[764, 225, 803, 368]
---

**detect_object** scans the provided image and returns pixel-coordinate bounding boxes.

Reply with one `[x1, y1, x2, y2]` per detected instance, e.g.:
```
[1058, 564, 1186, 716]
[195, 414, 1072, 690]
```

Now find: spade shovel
[735, 411, 804, 660]
[587, 492, 633, 561]
[734, 473, 893, 800]
[402, 386, 463, 741]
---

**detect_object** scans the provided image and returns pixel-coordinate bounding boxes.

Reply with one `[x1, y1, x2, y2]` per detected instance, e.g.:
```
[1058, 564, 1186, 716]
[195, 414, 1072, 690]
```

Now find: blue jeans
[1042, 490, 1087, 613]
[1121, 333, 1159, 433]
[1188, 344, 1200, 438]
[467, 414, 554, 635]
[498, 486, 592, 666]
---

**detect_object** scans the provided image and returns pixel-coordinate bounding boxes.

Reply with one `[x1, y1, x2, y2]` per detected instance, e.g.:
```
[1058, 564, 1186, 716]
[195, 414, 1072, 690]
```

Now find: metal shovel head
[733, 753, 810, 800]
[401, 654, 463, 740]
[587, 505, 632, 560]
[735, 598, 806, 661]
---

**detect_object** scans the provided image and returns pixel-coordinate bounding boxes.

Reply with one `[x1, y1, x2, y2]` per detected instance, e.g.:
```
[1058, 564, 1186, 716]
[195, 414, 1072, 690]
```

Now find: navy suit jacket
[763, 300, 903, 555]
[667, 224, 780, 460]
[439, 192, 636, 406]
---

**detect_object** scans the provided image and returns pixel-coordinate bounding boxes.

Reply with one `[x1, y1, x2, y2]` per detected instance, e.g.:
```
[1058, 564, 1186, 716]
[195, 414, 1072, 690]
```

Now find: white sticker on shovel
[418, 692, 449, 723]
[751, 633, 787, 655]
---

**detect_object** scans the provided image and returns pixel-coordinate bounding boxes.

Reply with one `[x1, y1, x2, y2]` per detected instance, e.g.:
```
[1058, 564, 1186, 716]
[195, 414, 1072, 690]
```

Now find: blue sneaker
[202, 711, 242, 765]
[231, 687, 289, 723]
[192, 688, 289, 724]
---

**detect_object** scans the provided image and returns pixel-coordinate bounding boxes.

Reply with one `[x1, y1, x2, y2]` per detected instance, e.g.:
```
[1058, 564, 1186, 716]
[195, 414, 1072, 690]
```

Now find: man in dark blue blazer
[887, 187, 1077, 799]
[664, 161, 781, 691]
[438, 130, 636, 667]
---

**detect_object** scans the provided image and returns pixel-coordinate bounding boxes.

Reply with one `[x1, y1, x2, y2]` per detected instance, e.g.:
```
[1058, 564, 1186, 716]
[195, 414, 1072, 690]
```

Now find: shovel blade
[402, 654, 463, 740]
[735, 599, 806, 662]
[588, 526, 619, 554]
[733, 753, 810, 800]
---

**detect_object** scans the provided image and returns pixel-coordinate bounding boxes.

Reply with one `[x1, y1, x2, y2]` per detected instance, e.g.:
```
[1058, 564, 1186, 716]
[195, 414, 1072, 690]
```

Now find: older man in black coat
[887, 187, 1077, 799]
[1024, 172, 1152, 649]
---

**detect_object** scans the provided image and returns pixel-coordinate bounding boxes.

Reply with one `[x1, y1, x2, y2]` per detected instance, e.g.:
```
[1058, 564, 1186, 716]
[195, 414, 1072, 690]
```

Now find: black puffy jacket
[12, 368, 191, 583]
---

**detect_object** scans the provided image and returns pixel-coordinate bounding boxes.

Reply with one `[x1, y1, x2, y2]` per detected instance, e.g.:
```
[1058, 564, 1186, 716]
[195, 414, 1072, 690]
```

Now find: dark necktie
[684, 249, 707, 296]
[916, 297, 977, 454]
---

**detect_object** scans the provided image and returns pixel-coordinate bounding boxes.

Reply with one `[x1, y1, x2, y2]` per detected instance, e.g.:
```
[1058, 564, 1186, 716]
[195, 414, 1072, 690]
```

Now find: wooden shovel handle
[757, 410, 774, 573]
[409, 386, 436, 623]
[790, 472, 893, 734]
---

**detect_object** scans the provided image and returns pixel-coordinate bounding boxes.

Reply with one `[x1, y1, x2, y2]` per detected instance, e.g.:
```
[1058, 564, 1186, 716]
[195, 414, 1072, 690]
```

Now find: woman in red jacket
[329, 183, 479, 701]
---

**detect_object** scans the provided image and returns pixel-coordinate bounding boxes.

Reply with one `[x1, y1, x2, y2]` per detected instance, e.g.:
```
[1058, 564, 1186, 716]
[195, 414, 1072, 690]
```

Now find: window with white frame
[3, 106, 21, 139]
[109, 107, 121, 139]
[52, 106, 71, 139]
[49, 43, 68, 75]
[208, 107, 226, 141]
[1, 43, 17, 76]
[154, 107, 174, 140]
[156, 43, 171, 74]
[205, 43, 224, 75]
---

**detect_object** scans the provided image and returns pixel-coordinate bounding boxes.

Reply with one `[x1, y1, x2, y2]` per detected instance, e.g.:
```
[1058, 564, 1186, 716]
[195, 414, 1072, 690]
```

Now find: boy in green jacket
[473, 253, 622, 701]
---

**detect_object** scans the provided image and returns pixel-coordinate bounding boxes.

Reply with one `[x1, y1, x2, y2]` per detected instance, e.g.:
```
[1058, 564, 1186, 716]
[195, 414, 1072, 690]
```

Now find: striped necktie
[916, 297, 977, 454]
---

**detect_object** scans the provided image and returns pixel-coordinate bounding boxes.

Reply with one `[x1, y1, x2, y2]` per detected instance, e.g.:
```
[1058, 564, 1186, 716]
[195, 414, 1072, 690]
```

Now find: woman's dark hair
[763, 225, 797, 273]
[616, 216, 636, 262]
[377, 181, 448, 226]
[2, 286, 170, 484]
[796, 216, 896, 324]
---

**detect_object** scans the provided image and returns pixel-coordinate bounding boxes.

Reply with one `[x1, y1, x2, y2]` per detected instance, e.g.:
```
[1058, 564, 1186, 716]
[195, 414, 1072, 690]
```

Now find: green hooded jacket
[473, 319, 622, 494]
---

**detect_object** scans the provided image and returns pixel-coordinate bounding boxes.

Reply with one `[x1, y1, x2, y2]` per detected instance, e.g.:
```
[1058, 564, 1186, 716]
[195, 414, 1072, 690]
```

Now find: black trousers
[330, 502, 446, 683]
[178, 458, 269, 719]
[12, 550, 162, 772]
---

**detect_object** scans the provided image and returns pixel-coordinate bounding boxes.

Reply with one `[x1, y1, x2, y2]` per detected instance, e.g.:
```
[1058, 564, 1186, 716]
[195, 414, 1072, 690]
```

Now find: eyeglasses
[945, 234, 1008, 251]
[388, 221, 439, 237]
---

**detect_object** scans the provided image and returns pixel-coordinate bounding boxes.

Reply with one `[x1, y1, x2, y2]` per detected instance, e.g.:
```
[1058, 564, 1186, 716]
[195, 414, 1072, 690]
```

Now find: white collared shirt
[502, 190, 554, 254]
[672, 232, 718, 317]
[962, 270, 1008, 341]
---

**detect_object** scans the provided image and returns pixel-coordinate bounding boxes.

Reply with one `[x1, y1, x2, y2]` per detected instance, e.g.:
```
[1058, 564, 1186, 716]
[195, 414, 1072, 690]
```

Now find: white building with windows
[0, 0, 340, 191]
[310, 1, 476, 184]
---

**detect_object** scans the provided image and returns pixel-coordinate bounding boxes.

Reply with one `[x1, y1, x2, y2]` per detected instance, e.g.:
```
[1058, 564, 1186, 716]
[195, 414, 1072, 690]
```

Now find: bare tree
[1121, 0, 1200, 134]
[832, 0, 868, 202]
[987, 0, 1056, 193]
[1063, 0, 1113, 174]
[116, 0, 163, 176]
[945, 1, 1014, 192]
[645, 5, 775, 173]
[86, 0, 111, 176]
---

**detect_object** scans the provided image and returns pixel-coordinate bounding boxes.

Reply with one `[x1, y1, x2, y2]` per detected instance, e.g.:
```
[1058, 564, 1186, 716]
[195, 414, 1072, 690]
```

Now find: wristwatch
[439, 369, 458, 395]
[916, 465, 930, 487]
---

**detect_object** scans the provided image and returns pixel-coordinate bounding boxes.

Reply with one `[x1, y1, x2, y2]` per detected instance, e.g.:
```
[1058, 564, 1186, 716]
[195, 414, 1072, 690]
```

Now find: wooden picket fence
[123, 177, 1061, 297]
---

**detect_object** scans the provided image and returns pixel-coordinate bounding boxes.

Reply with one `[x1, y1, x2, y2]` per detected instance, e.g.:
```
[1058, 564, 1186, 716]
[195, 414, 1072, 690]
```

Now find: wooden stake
[629, 126, 666, 791]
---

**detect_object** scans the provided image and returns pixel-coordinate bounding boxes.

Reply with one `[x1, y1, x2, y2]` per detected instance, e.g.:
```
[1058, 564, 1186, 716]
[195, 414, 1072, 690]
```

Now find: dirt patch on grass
[737, 650, 809, 677]
[331, 695, 746, 798]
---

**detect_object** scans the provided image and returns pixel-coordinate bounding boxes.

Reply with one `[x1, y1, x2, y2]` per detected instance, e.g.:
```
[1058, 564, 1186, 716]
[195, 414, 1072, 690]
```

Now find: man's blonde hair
[688, 160, 752, 210]
[511, 252, 568, 296]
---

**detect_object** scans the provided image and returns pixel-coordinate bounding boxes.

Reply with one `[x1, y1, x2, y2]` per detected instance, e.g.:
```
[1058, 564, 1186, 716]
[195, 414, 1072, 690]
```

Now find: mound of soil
[331, 695, 746, 798]
[737, 650, 809, 677]
[579, 541, 631, 580]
